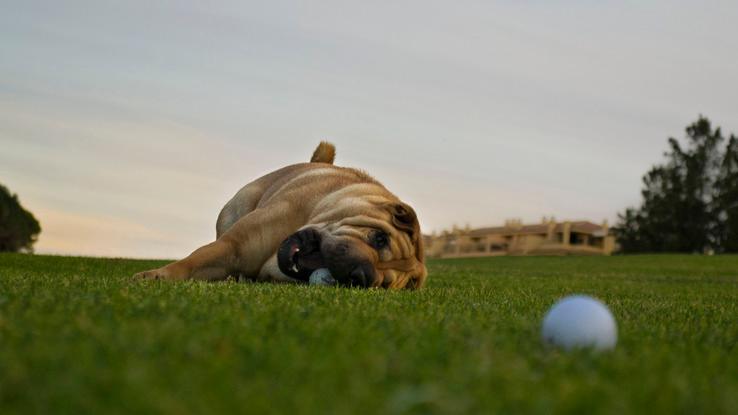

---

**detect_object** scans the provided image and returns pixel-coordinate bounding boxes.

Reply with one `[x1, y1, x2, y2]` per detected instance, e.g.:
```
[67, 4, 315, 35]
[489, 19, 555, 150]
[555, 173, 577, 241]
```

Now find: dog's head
[277, 200, 427, 289]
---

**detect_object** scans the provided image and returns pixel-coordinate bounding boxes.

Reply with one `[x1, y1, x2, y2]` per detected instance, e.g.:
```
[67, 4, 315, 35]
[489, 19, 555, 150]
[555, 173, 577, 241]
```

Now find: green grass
[1, 253, 737, 414]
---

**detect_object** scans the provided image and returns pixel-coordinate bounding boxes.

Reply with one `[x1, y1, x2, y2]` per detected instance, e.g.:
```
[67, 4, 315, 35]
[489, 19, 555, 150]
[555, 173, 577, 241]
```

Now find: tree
[0, 184, 41, 253]
[614, 116, 736, 253]
[715, 135, 738, 252]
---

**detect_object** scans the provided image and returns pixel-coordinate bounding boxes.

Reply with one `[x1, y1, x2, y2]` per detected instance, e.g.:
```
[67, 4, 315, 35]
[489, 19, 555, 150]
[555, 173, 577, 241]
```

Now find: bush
[0, 184, 41, 252]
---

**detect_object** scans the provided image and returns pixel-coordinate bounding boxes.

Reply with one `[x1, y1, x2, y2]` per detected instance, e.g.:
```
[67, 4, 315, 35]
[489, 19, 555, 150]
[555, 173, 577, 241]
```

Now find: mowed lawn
[1, 254, 737, 414]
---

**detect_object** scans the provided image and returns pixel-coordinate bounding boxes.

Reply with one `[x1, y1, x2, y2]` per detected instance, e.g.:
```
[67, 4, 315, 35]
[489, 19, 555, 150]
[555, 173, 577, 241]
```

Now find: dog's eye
[370, 231, 389, 249]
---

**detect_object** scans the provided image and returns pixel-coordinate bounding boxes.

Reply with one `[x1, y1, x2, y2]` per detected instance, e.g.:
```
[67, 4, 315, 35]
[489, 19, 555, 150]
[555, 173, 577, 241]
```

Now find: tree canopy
[614, 116, 738, 253]
[0, 184, 41, 253]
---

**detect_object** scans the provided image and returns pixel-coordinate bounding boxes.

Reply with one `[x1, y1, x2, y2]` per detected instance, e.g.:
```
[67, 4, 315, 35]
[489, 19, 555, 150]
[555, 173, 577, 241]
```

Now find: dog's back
[216, 142, 375, 238]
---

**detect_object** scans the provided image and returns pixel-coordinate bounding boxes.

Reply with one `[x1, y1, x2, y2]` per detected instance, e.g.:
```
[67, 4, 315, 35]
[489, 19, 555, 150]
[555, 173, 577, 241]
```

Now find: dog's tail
[310, 141, 336, 164]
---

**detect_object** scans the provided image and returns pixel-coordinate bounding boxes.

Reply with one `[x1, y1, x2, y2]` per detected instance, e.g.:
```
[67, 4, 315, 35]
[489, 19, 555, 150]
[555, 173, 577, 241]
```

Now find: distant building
[425, 218, 615, 258]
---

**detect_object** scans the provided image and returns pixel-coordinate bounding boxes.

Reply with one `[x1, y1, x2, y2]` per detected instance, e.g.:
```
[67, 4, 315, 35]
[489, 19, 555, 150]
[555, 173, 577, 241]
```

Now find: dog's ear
[390, 202, 418, 238]
[390, 202, 425, 262]
[387, 202, 427, 290]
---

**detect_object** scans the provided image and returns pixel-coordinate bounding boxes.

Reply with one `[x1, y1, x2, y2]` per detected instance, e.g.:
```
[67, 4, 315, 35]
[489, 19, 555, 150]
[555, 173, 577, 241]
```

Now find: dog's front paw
[132, 266, 187, 281]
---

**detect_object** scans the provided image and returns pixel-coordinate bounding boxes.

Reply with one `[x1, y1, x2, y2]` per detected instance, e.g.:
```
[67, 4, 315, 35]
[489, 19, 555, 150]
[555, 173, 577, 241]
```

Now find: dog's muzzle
[277, 228, 327, 281]
[277, 228, 377, 287]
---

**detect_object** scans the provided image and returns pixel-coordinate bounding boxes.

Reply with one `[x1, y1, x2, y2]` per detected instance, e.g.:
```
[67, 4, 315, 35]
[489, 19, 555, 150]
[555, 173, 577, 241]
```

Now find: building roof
[467, 221, 605, 237]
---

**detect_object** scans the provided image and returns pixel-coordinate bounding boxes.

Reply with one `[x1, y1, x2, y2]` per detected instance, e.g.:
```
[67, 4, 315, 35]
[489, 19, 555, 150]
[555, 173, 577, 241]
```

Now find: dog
[133, 142, 427, 289]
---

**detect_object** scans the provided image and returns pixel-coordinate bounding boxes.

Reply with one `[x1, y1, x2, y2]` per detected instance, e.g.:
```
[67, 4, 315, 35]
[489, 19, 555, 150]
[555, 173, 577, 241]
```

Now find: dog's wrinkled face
[277, 202, 427, 289]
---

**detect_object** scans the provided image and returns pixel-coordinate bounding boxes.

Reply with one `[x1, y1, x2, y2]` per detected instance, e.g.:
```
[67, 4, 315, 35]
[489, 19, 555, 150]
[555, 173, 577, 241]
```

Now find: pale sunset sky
[2, 1, 737, 258]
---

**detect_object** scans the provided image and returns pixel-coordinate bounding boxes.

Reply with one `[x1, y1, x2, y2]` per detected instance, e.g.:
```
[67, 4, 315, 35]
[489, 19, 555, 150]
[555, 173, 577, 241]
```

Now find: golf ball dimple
[541, 295, 617, 351]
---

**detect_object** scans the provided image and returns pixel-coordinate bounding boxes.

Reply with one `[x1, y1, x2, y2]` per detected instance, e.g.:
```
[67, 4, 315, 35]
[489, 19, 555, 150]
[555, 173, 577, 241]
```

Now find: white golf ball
[309, 268, 336, 286]
[541, 295, 617, 351]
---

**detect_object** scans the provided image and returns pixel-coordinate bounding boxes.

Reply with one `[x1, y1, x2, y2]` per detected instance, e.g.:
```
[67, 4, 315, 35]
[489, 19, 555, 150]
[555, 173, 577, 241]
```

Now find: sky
[2, 0, 737, 259]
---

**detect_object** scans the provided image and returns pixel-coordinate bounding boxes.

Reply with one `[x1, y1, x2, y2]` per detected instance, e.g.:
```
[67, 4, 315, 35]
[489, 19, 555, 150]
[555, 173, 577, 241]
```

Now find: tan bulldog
[133, 142, 427, 289]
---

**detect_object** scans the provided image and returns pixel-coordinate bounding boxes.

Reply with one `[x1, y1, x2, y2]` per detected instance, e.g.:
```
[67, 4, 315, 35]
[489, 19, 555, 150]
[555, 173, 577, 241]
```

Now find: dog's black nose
[349, 265, 374, 287]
